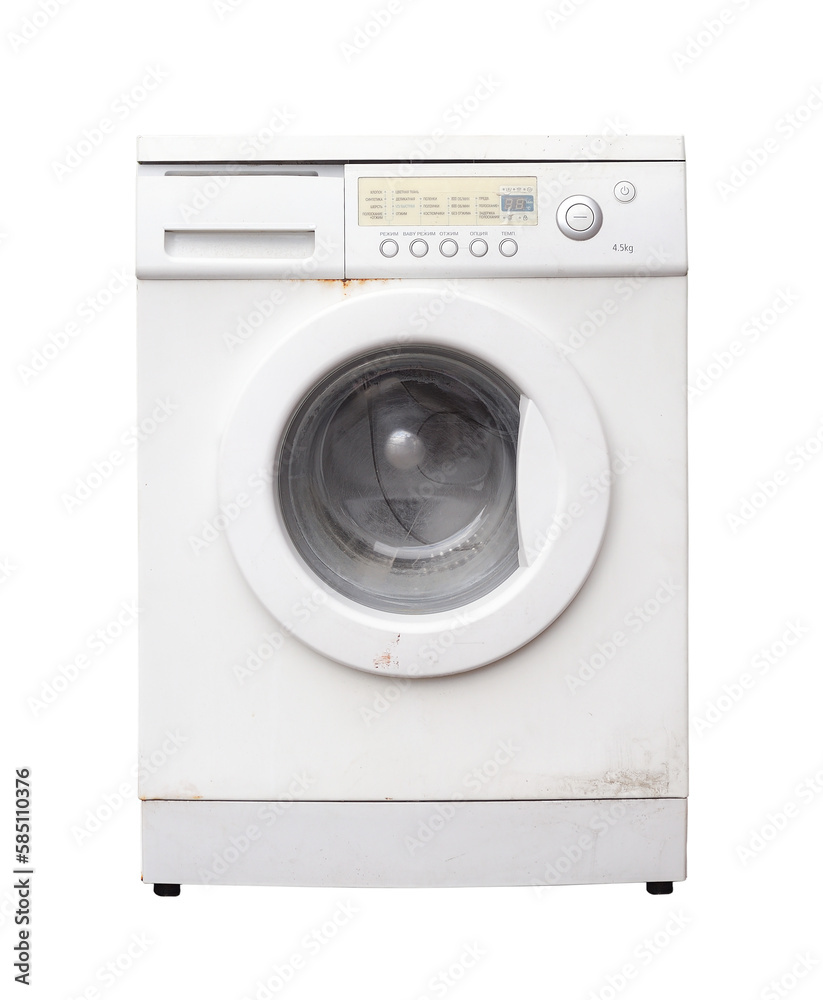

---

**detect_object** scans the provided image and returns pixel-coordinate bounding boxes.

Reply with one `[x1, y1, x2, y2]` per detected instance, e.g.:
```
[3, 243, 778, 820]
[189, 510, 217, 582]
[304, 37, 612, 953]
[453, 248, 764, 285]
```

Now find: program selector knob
[556, 195, 603, 241]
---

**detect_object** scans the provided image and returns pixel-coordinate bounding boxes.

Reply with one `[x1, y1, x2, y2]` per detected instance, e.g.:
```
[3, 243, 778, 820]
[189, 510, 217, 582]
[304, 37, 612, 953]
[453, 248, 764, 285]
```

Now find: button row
[380, 238, 518, 259]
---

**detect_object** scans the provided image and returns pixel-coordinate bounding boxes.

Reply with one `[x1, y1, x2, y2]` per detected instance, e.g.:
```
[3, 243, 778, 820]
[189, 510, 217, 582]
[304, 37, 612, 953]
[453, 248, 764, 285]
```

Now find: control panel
[343, 161, 686, 279]
[358, 175, 539, 228]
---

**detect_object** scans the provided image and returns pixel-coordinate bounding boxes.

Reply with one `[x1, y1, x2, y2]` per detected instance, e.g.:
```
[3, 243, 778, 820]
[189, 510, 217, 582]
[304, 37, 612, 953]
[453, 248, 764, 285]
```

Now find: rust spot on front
[316, 277, 393, 294]
[374, 633, 401, 669]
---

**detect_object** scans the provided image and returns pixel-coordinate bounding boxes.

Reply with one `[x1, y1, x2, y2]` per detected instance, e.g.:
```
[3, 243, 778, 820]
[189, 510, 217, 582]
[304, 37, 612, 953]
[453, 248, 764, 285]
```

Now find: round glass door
[219, 288, 610, 677]
[278, 347, 521, 613]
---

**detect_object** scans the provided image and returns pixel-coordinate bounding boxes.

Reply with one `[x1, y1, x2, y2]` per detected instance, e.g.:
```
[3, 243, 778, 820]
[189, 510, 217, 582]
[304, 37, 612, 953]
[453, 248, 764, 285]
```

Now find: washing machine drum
[279, 347, 520, 614]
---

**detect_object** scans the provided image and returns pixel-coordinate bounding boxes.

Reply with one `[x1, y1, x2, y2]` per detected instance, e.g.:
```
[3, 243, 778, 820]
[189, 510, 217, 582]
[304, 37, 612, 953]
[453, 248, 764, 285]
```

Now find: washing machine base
[142, 798, 686, 890]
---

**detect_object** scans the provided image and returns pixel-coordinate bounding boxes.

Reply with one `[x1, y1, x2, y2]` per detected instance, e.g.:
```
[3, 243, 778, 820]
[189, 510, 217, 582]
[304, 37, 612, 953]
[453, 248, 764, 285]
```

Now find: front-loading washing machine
[136, 135, 687, 894]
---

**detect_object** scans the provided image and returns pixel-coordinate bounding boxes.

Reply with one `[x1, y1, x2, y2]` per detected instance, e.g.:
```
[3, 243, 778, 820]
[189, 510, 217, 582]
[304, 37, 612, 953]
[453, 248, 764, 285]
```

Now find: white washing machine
[136, 136, 687, 895]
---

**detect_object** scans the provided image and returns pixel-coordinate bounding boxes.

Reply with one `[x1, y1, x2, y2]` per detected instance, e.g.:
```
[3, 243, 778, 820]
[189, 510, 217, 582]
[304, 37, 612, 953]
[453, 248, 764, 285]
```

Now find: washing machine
[136, 135, 688, 895]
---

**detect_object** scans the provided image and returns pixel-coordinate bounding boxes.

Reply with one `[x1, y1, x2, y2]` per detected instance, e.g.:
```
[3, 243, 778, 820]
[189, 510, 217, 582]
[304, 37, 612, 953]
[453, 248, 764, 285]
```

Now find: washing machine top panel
[137, 134, 685, 164]
[136, 156, 687, 280]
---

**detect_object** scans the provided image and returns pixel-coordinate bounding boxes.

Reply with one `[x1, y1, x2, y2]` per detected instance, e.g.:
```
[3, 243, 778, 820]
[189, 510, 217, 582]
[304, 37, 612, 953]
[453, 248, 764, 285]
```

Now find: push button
[614, 181, 636, 203]
[499, 239, 518, 257]
[380, 239, 399, 258]
[439, 239, 458, 257]
[409, 239, 428, 257]
[469, 239, 488, 257]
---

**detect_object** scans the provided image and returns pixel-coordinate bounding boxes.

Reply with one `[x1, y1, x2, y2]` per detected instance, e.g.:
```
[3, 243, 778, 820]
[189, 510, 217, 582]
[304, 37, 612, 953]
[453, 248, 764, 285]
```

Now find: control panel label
[358, 176, 538, 227]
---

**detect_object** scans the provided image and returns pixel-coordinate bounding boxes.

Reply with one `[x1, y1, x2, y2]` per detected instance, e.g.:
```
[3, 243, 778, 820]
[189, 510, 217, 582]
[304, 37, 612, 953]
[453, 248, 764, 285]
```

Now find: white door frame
[219, 288, 610, 677]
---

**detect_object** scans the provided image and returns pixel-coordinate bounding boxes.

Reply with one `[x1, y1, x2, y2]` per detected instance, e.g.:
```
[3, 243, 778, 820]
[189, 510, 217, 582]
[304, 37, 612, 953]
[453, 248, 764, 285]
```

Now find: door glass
[278, 347, 520, 613]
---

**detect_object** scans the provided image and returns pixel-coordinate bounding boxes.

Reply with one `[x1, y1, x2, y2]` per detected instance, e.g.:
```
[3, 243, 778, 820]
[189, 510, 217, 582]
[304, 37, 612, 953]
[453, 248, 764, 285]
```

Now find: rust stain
[317, 277, 392, 294]
[373, 633, 401, 669]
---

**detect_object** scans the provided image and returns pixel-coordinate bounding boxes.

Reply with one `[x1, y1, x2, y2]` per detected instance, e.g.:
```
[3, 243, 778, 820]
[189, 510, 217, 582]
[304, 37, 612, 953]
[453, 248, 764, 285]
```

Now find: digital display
[501, 195, 534, 213]
[358, 176, 538, 226]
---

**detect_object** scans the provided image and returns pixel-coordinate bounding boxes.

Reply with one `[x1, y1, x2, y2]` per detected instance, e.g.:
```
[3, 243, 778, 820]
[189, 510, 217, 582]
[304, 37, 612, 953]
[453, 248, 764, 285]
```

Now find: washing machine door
[220, 289, 610, 677]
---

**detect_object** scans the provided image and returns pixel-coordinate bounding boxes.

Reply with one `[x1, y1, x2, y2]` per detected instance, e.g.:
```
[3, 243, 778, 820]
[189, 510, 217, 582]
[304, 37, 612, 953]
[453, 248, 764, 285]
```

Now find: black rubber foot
[153, 883, 181, 897]
[646, 881, 673, 895]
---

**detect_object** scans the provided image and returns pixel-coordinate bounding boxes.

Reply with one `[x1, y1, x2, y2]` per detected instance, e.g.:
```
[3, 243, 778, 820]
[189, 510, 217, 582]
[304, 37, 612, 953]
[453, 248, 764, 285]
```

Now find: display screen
[358, 176, 538, 226]
[501, 195, 534, 213]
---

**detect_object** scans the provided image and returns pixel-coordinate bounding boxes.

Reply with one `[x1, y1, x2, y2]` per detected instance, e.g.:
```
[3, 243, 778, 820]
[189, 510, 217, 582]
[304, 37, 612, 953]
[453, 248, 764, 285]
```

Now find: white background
[2, 0, 822, 997]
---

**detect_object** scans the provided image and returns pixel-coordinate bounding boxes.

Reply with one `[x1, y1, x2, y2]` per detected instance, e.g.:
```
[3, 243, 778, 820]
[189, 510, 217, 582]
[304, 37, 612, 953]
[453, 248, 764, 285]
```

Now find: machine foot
[646, 881, 673, 895]
[153, 883, 181, 897]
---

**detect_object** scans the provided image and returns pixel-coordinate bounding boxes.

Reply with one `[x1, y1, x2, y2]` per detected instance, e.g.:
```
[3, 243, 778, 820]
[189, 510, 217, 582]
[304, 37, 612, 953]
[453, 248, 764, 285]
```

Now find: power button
[614, 181, 636, 203]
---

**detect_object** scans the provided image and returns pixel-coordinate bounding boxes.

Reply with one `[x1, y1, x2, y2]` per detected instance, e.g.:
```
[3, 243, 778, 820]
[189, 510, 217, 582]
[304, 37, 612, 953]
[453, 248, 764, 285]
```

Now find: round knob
[556, 196, 603, 241]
